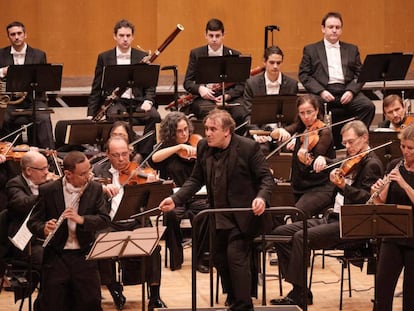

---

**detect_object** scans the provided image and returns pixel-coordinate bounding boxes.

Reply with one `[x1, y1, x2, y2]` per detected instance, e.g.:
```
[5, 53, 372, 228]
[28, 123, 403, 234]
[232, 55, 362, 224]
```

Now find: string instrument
[119, 161, 160, 185]
[298, 119, 325, 166]
[396, 115, 414, 131]
[177, 134, 202, 159]
[165, 66, 265, 111]
[93, 24, 184, 121]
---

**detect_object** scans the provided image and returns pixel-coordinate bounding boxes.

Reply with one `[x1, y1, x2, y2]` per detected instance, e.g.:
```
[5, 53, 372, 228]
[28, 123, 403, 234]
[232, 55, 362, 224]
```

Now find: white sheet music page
[9, 209, 34, 251]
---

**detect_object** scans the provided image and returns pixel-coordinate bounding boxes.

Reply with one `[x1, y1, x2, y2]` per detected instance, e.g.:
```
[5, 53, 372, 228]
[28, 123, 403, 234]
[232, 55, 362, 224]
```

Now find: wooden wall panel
[1, 0, 413, 82]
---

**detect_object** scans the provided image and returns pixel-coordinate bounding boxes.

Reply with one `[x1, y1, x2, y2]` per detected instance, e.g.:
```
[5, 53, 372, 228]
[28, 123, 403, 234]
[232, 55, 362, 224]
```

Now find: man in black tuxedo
[28, 151, 110, 311]
[299, 12, 375, 147]
[183, 18, 248, 132]
[159, 109, 275, 311]
[0, 21, 54, 149]
[88, 19, 160, 158]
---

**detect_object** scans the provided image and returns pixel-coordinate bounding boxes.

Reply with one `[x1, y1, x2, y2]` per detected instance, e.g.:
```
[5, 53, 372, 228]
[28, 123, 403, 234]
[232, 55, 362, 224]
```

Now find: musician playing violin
[269, 94, 336, 217]
[377, 94, 414, 131]
[370, 125, 414, 311]
[92, 137, 166, 311]
[150, 111, 209, 273]
[270, 120, 383, 308]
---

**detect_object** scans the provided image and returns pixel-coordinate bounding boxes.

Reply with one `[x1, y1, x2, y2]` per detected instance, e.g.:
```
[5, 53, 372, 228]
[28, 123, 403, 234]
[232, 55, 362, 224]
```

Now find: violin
[177, 134, 202, 160]
[397, 115, 414, 131]
[119, 161, 160, 185]
[0, 142, 29, 161]
[298, 119, 325, 166]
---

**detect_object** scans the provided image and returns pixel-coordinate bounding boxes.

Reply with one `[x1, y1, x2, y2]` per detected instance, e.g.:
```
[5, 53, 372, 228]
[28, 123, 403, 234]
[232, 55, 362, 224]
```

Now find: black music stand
[102, 64, 160, 125]
[195, 55, 251, 106]
[6, 64, 63, 146]
[340, 203, 413, 309]
[369, 131, 400, 167]
[250, 95, 298, 127]
[358, 53, 413, 97]
[63, 120, 113, 149]
[0, 105, 5, 129]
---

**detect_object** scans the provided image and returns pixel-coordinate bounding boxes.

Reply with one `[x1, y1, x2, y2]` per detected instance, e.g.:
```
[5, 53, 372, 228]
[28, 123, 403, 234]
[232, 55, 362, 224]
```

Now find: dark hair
[383, 94, 403, 111]
[204, 109, 235, 134]
[63, 151, 87, 172]
[321, 12, 343, 27]
[114, 19, 134, 35]
[159, 112, 194, 147]
[109, 121, 137, 143]
[294, 94, 323, 130]
[205, 18, 224, 33]
[6, 21, 25, 34]
[264, 46, 284, 61]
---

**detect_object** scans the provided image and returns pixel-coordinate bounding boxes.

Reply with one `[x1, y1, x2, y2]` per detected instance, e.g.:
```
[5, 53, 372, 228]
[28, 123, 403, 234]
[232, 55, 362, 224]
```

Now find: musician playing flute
[28, 151, 110, 311]
[371, 125, 414, 310]
[87, 19, 161, 159]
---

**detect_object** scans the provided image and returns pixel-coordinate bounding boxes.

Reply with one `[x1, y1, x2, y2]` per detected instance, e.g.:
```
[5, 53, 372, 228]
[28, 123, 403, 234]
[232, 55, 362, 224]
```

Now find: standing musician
[243, 46, 298, 152]
[150, 111, 209, 273]
[87, 19, 161, 159]
[183, 18, 248, 133]
[377, 94, 414, 131]
[27, 151, 110, 311]
[159, 109, 275, 311]
[92, 137, 166, 311]
[270, 120, 383, 308]
[268, 94, 336, 218]
[0, 21, 55, 149]
[370, 125, 414, 310]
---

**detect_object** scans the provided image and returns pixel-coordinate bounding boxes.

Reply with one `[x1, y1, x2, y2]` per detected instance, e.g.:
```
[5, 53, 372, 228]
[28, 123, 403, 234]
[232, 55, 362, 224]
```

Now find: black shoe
[197, 264, 209, 273]
[108, 288, 126, 310]
[225, 295, 234, 307]
[148, 298, 167, 311]
[170, 264, 182, 271]
[270, 297, 297, 306]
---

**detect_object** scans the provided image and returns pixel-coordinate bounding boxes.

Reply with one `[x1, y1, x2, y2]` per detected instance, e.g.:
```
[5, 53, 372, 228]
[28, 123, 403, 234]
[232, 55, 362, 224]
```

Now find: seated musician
[243, 46, 298, 152]
[87, 19, 161, 159]
[92, 137, 166, 311]
[150, 111, 209, 273]
[0, 21, 54, 149]
[270, 120, 383, 308]
[183, 18, 248, 133]
[376, 94, 413, 131]
[269, 94, 336, 218]
[370, 126, 414, 310]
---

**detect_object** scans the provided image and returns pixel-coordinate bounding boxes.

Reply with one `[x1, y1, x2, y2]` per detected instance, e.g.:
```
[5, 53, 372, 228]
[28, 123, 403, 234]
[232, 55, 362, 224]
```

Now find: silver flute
[42, 176, 91, 248]
[366, 159, 404, 204]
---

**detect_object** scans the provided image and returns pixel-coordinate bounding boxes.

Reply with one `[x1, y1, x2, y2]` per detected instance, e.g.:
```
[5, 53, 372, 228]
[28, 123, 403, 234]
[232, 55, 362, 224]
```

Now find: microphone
[266, 25, 280, 31]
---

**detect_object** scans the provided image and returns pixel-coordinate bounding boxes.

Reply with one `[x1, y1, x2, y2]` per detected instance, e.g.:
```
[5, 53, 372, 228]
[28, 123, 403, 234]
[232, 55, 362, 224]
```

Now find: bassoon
[93, 24, 184, 121]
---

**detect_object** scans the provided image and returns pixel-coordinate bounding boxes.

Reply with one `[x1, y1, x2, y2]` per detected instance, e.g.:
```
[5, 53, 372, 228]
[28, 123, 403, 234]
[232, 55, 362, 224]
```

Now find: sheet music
[9, 208, 34, 251]
[64, 124, 72, 144]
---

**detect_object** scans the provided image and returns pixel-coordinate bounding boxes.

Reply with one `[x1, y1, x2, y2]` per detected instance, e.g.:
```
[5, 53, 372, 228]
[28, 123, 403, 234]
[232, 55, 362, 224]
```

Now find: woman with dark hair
[270, 94, 336, 217]
[151, 111, 209, 272]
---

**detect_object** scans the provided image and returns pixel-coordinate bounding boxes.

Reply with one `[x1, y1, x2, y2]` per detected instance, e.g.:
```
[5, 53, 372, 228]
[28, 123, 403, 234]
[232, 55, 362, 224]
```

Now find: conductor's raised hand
[159, 197, 176, 213]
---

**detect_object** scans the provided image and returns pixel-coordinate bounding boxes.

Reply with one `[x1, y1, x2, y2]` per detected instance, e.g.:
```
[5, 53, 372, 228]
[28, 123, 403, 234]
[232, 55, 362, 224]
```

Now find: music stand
[369, 131, 400, 168]
[102, 64, 160, 125]
[195, 55, 251, 106]
[63, 120, 113, 148]
[358, 53, 413, 96]
[340, 203, 413, 309]
[250, 95, 298, 126]
[6, 64, 63, 146]
[0, 104, 6, 129]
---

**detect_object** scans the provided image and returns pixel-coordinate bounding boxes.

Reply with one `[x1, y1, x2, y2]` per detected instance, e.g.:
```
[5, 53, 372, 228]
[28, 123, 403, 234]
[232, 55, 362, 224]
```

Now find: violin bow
[265, 132, 298, 160]
[0, 122, 33, 142]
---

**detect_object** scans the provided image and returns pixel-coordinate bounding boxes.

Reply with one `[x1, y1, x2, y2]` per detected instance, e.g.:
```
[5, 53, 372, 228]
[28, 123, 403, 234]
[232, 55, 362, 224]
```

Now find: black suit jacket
[243, 72, 299, 113]
[183, 45, 244, 100]
[171, 135, 275, 236]
[87, 48, 156, 116]
[6, 174, 38, 237]
[299, 40, 364, 95]
[28, 179, 110, 252]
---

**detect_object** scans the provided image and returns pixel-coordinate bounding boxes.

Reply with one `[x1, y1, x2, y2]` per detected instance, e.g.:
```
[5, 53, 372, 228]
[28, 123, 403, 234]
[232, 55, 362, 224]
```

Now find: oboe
[366, 159, 404, 204]
[42, 178, 90, 248]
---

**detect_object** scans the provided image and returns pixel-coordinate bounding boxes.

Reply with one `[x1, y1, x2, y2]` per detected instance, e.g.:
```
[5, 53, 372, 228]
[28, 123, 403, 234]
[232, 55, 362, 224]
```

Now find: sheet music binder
[250, 95, 298, 125]
[64, 120, 113, 145]
[340, 204, 413, 239]
[102, 64, 160, 91]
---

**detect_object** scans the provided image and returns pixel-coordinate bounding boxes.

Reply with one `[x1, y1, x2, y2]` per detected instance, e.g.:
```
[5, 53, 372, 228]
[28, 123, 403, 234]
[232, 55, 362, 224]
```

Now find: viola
[397, 115, 414, 131]
[177, 134, 202, 160]
[119, 161, 160, 185]
[298, 119, 325, 166]
[0, 142, 29, 161]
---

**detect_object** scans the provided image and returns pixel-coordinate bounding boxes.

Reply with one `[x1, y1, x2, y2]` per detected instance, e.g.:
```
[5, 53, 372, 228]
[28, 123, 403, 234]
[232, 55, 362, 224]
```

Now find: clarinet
[42, 179, 90, 248]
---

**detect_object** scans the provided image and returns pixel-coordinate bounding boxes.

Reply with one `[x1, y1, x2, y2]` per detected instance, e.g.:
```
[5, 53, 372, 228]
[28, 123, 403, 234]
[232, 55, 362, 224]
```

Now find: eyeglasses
[29, 165, 49, 172]
[109, 152, 130, 159]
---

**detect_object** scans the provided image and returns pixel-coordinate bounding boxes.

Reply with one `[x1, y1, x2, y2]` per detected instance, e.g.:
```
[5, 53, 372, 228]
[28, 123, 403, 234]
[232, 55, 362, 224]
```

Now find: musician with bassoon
[376, 94, 414, 131]
[270, 120, 383, 308]
[370, 125, 414, 310]
[183, 18, 248, 134]
[87, 19, 162, 159]
[243, 45, 298, 152]
[27, 151, 110, 311]
[0, 21, 54, 149]
[92, 136, 166, 311]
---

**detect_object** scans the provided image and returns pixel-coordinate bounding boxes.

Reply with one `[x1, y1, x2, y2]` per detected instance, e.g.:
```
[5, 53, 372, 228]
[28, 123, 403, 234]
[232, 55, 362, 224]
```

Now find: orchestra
[0, 8, 414, 311]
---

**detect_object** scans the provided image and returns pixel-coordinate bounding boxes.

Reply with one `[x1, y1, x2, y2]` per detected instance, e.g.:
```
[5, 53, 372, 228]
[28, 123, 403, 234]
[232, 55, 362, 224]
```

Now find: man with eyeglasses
[270, 120, 383, 308]
[92, 136, 166, 311]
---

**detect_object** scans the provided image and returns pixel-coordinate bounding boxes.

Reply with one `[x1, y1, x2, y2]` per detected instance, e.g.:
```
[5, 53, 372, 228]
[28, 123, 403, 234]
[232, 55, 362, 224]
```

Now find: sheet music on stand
[8, 203, 38, 251]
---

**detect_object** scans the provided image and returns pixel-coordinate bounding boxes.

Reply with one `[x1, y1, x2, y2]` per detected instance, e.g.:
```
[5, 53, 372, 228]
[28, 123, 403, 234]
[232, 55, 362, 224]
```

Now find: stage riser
[156, 306, 302, 311]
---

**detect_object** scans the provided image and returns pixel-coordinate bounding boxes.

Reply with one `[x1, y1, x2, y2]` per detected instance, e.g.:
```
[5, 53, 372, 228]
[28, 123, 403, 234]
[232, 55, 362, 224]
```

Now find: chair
[309, 240, 376, 310]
